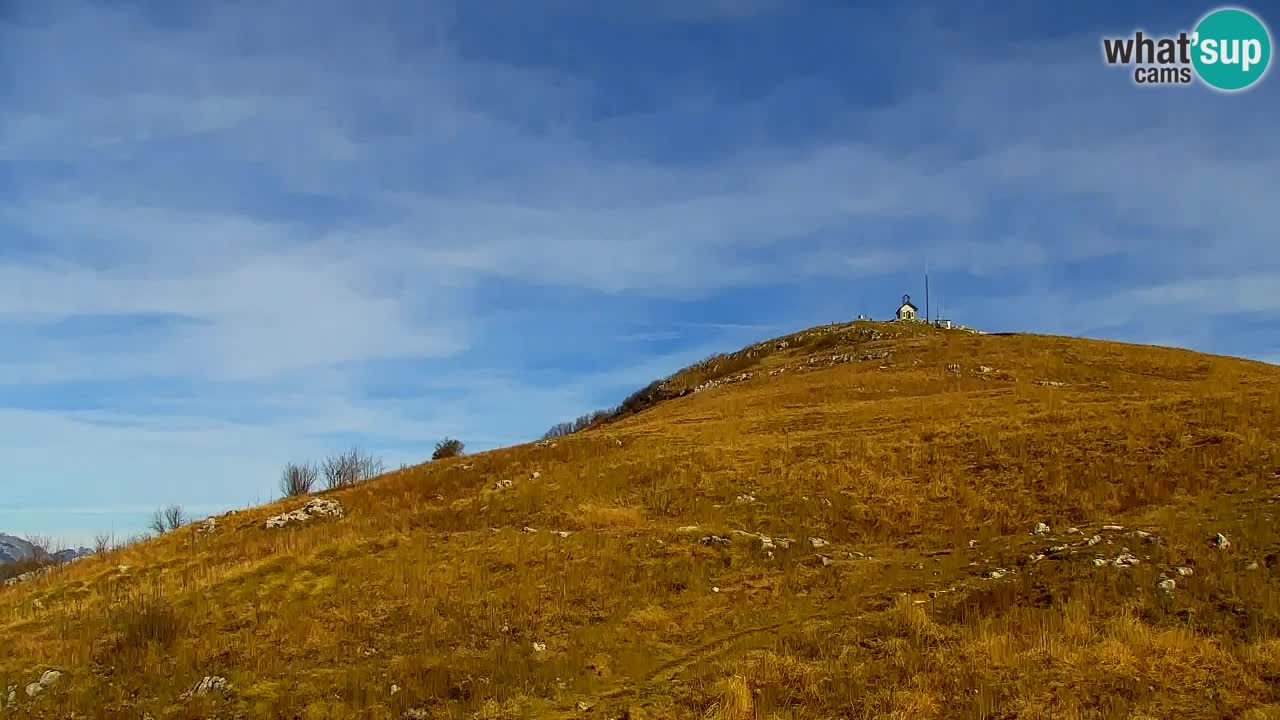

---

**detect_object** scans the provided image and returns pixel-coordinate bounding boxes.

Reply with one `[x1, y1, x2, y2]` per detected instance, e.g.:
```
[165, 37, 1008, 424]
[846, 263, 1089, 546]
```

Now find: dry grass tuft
[705, 674, 754, 720]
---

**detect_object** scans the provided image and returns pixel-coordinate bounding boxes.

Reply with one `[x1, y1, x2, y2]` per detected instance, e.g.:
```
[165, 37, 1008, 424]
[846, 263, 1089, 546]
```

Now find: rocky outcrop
[180, 675, 231, 700]
[264, 499, 344, 529]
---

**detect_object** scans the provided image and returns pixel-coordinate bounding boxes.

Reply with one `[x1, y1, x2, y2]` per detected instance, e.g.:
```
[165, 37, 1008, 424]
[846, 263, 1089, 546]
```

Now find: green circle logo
[1192, 7, 1272, 91]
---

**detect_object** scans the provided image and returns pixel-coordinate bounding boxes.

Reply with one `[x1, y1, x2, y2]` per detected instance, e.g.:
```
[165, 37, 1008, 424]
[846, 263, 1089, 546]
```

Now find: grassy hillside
[4, 321, 1280, 720]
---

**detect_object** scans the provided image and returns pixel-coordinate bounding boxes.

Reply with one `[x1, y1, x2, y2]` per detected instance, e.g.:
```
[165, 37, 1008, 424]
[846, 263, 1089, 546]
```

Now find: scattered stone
[968, 539, 979, 549]
[523, 527, 537, 534]
[181, 676, 231, 699]
[577, 701, 594, 712]
[1035, 380, 1067, 388]
[1211, 533, 1231, 551]
[775, 538, 794, 550]
[946, 364, 961, 373]
[5, 687, 13, 705]
[1032, 522, 1051, 536]
[987, 568, 1008, 580]
[711, 586, 720, 593]
[196, 517, 218, 535]
[3, 565, 55, 587]
[402, 709, 431, 720]
[390, 684, 400, 696]
[37, 671, 60, 689]
[556, 531, 572, 538]
[1176, 566, 1194, 576]
[1102, 525, 1124, 532]
[1113, 553, 1140, 568]
[1029, 554, 1046, 563]
[264, 499, 344, 529]
[809, 537, 830, 549]
[1085, 535, 1102, 547]
[700, 535, 731, 546]
[818, 555, 833, 567]
[1129, 530, 1164, 545]
[734, 494, 756, 504]
[1092, 558, 1108, 567]
[977, 366, 994, 373]
[530, 471, 541, 480]
[31, 598, 43, 610]
[675, 525, 701, 534]
[1157, 578, 1176, 592]
[1065, 527, 1081, 535]
[1247, 561, 1260, 571]
[25, 683, 41, 697]
[532, 642, 547, 653]
[495, 479, 514, 490]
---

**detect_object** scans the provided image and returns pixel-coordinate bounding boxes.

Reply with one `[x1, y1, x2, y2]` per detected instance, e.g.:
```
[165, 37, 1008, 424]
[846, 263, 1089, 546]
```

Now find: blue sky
[1, 0, 1277, 546]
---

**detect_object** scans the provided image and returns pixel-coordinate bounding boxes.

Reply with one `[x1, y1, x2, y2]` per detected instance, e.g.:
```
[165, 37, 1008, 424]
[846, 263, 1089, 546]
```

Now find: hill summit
[3, 321, 1280, 719]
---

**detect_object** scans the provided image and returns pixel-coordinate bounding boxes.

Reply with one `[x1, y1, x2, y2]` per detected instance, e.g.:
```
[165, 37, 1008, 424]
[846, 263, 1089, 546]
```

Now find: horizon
[2, 0, 1278, 547]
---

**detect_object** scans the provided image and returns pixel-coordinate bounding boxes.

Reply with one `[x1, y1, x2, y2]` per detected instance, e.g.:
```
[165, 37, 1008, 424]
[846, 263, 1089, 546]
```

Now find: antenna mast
[925, 263, 930, 325]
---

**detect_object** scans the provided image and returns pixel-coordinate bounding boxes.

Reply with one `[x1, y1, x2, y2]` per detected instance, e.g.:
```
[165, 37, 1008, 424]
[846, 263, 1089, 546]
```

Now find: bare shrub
[544, 421, 575, 439]
[359, 452, 386, 481]
[23, 534, 54, 561]
[149, 504, 186, 534]
[280, 461, 319, 497]
[432, 437, 465, 460]
[323, 447, 384, 489]
[544, 408, 619, 439]
[94, 532, 115, 556]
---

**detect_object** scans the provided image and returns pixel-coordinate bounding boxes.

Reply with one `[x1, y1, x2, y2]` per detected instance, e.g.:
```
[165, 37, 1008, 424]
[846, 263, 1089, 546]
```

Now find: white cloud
[1, 1, 1278, 540]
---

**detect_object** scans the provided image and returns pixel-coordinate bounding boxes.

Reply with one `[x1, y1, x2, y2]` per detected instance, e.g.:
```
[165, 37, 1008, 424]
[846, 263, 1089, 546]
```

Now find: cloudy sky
[1, 0, 1276, 546]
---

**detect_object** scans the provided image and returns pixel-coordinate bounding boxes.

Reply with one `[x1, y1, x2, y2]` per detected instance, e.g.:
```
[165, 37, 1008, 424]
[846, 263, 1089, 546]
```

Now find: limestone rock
[264, 499, 344, 529]
[181, 676, 231, 699]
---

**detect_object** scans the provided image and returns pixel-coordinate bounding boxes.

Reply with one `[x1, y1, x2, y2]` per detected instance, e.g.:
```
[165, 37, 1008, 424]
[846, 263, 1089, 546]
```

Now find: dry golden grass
[2, 321, 1280, 719]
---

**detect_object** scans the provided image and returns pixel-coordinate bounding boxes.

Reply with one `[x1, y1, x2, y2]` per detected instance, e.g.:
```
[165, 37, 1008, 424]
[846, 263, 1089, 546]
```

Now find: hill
[0, 535, 37, 566]
[3, 321, 1280, 719]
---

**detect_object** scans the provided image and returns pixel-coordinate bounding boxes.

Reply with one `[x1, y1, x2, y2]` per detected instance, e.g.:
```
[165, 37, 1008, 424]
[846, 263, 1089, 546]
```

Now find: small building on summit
[895, 294, 918, 321]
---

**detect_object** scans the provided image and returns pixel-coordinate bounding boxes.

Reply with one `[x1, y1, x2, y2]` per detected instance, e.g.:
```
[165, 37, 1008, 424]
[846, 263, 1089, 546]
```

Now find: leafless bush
[359, 452, 386, 481]
[149, 504, 186, 534]
[23, 534, 54, 561]
[322, 447, 384, 489]
[280, 461, 319, 497]
[545, 407, 618, 439]
[94, 532, 115, 556]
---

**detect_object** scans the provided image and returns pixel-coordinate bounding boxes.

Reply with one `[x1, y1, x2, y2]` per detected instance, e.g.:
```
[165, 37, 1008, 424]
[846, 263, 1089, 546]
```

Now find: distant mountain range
[0, 534, 92, 564]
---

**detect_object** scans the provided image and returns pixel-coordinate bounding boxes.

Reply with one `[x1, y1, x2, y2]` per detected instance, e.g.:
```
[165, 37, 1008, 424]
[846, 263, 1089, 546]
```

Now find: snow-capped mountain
[0, 534, 93, 564]
[0, 534, 36, 564]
